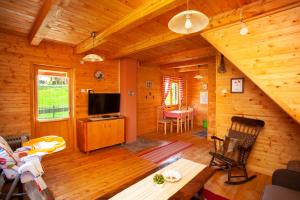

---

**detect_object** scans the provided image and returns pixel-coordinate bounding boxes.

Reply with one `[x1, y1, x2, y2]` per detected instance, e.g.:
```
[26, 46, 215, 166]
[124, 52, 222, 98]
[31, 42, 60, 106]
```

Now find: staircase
[201, 5, 300, 124]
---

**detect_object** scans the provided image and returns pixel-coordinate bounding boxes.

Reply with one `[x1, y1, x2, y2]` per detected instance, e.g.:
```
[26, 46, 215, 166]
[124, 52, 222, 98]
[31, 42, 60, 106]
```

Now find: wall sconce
[217, 54, 226, 74]
[221, 89, 227, 97]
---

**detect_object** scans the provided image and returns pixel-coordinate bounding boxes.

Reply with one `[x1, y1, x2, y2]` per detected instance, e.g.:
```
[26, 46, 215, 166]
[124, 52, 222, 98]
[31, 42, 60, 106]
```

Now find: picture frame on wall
[231, 78, 244, 93]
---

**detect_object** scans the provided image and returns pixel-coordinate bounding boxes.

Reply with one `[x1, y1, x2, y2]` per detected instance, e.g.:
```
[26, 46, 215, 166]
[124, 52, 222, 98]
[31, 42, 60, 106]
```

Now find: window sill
[37, 118, 70, 122]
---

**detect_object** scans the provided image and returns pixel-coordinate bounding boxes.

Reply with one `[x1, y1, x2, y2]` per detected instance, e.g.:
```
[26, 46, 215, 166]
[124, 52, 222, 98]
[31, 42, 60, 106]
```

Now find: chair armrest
[211, 135, 224, 142]
[210, 136, 224, 153]
[272, 169, 300, 191]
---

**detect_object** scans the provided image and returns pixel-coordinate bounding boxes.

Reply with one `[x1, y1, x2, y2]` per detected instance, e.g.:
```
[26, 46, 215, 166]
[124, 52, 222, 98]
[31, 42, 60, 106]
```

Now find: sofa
[261, 160, 300, 200]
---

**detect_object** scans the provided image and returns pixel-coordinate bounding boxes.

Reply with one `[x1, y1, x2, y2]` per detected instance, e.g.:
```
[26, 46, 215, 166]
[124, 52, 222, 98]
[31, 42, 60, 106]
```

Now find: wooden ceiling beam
[110, 32, 196, 59]
[142, 46, 216, 65]
[111, 0, 300, 59]
[160, 56, 214, 69]
[28, 0, 69, 46]
[177, 65, 207, 73]
[75, 0, 186, 54]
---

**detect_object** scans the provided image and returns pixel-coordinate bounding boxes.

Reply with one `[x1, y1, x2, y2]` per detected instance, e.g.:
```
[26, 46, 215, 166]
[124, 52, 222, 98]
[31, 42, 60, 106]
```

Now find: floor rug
[202, 189, 229, 200]
[194, 130, 207, 138]
[139, 141, 192, 164]
[124, 137, 168, 153]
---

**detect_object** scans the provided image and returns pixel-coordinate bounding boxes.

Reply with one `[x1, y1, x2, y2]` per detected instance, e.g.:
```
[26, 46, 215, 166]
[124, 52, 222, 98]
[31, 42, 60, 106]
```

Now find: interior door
[33, 65, 74, 150]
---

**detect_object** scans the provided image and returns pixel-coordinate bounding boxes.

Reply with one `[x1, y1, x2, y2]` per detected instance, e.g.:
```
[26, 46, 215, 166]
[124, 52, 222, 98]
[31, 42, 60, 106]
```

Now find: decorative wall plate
[94, 71, 104, 80]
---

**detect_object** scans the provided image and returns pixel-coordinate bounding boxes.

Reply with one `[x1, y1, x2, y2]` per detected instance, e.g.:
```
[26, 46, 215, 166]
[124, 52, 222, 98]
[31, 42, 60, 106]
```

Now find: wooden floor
[43, 130, 271, 200]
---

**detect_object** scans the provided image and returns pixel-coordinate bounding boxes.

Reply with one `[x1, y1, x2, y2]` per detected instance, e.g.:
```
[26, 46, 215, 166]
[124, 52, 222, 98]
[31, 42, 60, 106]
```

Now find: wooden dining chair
[157, 106, 172, 135]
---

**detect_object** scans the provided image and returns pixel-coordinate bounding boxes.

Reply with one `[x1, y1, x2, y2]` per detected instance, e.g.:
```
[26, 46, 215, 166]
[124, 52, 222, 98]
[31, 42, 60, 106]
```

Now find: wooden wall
[207, 62, 216, 137]
[137, 66, 161, 135]
[76, 61, 120, 119]
[0, 32, 120, 137]
[216, 59, 300, 175]
[184, 67, 209, 127]
[202, 5, 300, 124]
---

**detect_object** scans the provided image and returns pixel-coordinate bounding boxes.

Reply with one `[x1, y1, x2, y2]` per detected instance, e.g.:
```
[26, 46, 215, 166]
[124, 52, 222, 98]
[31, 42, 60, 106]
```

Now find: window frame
[165, 81, 179, 106]
[36, 69, 71, 122]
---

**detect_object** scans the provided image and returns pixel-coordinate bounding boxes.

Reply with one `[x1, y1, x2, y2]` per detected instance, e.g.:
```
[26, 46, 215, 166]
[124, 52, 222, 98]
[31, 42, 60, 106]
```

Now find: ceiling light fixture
[168, 0, 209, 34]
[239, 9, 249, 36]
[82, 32, 103, 62]
[194, 65, 203, 80]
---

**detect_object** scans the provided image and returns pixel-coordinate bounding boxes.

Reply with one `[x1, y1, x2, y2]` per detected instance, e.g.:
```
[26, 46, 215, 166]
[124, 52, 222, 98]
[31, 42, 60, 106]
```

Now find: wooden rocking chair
[209, 116, 265, 185]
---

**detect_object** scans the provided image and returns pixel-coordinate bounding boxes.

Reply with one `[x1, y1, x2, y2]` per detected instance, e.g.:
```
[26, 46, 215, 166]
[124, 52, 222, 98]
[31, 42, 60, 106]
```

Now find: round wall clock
[94, 71, 104, 80]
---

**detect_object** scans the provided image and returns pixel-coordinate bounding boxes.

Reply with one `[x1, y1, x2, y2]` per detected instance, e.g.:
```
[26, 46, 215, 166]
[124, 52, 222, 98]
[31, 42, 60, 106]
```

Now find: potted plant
[153, 174, 165, 187]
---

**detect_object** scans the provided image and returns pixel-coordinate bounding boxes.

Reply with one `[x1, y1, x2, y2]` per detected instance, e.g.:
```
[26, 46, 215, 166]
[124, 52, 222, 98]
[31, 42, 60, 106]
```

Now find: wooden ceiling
[0, 0, 273, 66]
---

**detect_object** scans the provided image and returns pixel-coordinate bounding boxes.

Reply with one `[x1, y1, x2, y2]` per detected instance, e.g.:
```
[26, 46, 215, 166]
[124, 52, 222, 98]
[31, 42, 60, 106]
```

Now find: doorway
[32, 65, 74, 150]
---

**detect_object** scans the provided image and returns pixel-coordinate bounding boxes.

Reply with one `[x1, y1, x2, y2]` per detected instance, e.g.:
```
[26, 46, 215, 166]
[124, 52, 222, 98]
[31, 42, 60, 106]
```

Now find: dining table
[164, 109, 193, 133]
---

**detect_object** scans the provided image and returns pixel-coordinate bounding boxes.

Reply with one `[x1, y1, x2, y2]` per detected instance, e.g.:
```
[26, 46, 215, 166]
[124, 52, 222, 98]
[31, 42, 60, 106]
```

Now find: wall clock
[94, 71, 104, 80]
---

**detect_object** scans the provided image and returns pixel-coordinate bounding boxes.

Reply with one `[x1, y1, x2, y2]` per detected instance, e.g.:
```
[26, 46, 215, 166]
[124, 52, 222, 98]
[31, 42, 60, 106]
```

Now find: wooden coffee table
[98, 158, 215, 200]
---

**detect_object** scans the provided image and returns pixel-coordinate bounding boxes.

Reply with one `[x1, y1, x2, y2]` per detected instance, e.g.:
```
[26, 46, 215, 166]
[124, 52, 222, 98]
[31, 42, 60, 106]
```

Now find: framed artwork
[200, 91, 208, 104]
[231, 78, 244, 93]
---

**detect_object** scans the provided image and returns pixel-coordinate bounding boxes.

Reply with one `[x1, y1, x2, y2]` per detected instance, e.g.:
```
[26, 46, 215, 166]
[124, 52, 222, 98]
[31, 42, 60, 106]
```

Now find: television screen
[88, 93, 120, 115]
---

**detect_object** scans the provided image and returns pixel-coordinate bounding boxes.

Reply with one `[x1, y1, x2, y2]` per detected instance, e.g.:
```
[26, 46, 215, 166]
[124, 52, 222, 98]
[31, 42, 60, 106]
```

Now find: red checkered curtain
[179, 77, 184, 104]
[162, 76, 171, 107]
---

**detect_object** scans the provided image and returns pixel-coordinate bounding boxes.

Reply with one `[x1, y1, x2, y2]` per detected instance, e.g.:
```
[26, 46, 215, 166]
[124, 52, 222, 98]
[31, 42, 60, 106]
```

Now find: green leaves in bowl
[153, 174, 165, 184]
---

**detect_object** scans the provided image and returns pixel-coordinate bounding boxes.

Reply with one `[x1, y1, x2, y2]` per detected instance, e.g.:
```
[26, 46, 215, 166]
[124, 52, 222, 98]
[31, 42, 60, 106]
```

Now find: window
[37, 70, 69, 120]
[165, 82, 179, 106]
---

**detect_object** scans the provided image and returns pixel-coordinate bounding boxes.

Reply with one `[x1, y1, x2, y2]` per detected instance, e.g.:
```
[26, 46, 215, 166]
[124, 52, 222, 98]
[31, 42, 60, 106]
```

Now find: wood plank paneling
[202, 5, 300, 124]
[75, 60, 120, 119]
[207, 62, 216, 137]
[0, 32, 120, 141]
[185, 67, 209, 128]
[0, 0, 44, 35]
[215, 59, 300, 175]
[137, 66, 161, 135]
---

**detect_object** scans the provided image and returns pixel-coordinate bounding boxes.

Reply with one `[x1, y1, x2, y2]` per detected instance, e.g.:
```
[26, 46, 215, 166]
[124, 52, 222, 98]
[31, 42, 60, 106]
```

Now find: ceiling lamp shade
[81, 32, 103, 63]
[193, 74, 203, 80]
[194, 65, 203, 80]
[168, 10, 209, 34]
[82, 54, 103, 62]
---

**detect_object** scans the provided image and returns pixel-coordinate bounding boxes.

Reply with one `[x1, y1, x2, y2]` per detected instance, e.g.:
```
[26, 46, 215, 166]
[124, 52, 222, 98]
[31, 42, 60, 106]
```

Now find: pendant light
[239, 9, 249, 36]
[168, 0, 209, 34]
[82, 32, 103, 62]
[194, 65, 203, 80]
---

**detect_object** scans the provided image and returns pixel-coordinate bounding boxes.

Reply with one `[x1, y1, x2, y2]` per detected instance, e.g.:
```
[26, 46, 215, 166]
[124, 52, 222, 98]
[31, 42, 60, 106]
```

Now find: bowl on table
[162, 170, 182, 183]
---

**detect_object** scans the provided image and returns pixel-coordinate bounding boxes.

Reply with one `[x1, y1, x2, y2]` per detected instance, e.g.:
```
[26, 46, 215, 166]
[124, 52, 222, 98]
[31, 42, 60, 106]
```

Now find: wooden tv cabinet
[77, 117, 125, 153]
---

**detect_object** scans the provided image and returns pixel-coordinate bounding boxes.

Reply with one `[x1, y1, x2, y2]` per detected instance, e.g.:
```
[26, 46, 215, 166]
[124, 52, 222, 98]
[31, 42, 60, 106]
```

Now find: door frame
[31, 64, 75, 150]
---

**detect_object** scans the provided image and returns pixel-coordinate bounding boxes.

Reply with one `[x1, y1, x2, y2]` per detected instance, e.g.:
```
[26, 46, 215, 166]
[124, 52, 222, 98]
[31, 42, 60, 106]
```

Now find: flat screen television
[88, 93, 120, 115]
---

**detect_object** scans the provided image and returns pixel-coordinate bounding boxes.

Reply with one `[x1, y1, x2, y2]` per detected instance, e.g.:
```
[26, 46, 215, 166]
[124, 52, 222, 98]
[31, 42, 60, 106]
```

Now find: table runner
[109, 158, 206, 200]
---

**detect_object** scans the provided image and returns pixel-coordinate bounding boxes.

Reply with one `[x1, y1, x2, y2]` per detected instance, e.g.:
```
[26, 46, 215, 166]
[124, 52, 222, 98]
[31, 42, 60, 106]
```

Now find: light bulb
[240, 21, 248, 35]
[185, 15, 192, 30]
